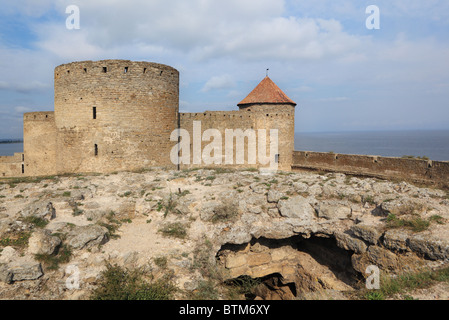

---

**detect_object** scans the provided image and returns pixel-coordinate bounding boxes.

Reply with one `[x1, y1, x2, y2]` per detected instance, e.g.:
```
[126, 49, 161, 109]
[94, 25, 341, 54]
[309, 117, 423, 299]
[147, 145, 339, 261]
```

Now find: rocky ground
[0, 167, 448, 300]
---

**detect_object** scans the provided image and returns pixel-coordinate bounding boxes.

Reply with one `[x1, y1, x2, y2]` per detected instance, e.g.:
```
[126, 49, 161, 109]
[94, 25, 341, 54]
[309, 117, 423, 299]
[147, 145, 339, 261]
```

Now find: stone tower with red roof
[179, 75, 296, 171]
[237, 76, 296, 170]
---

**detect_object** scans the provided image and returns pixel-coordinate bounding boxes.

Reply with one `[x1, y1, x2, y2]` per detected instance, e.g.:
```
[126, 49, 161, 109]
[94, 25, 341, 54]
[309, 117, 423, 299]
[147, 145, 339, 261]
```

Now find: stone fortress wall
[292, 151, 449, 185]
[1, 59, 448, 185]
[0, 153, 24, 178]
[179, 106, 295, 171]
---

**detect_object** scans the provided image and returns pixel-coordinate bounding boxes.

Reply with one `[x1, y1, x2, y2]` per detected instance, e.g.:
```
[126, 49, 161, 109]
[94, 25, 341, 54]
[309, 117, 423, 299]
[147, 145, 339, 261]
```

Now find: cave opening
[217, 235, 362, 300]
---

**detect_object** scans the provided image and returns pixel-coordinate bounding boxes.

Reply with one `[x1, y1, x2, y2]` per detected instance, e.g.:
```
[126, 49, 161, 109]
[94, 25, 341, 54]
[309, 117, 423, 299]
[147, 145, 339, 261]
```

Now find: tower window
[124, 67, 128, 74]
[94, 144, 98, 156]
[84, 68, 87, 73]
[103, 67, 107, 73]
[93, 107, 97, 119]
[275, 154, 280, 164]
[143, 68, 147, 74]
[22, 164, 25, 174]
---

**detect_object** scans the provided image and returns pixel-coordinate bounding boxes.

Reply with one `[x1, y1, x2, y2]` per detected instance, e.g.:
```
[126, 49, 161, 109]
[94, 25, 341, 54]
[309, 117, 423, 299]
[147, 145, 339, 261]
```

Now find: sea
[0, 143, 23, 157]
[294, 130, 449, 162]
[1, 130, 448, 161]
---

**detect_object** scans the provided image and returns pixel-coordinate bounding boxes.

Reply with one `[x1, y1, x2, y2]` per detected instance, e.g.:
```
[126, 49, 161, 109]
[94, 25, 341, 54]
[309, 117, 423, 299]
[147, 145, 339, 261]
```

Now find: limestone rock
[9, 262, 44, 282]
[199, 201, 221, 221]
[0, 264, 13, 284]
[292, 182, 308, 193]
[21, 201, 56, 220]
[350, 224, 381, 245]
[277, 196, 315, 220]
[382, 229, 410, 252]
[66, 224, 109, 250]
[366, 246, 399, 271]
[0, 246, 18, 264]
[27, 229, 61, 255]
[407, 235, 449, 261]
[316, 201, 351, 220]
[334, 231, 367, 254]
[267, 189, 283, 203]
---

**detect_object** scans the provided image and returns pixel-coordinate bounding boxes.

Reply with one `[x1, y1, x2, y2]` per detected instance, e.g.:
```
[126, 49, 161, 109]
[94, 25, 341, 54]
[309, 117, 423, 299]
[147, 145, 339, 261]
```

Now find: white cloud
[201, 74, 236, 92]
[318, 97, 350, 102]
[14, 106, 33, 114]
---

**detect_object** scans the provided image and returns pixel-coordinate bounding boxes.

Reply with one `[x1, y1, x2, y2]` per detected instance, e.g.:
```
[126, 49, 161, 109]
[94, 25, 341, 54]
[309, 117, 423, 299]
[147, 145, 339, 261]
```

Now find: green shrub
[0, 231, 31, 248]
[386, 214, 432, 232]
[210, 201, 239, 224]
[22, 216, 49, 229]
[158, 222, 187, 239]
[35, 244, 72, 270]
[90, 264, 176, 300]
[361, 266, 449, 300]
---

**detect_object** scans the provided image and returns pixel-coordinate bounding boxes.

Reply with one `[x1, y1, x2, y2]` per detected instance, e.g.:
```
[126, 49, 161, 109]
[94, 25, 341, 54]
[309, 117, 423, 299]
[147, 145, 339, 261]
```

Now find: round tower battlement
[54, 60, 179, 128]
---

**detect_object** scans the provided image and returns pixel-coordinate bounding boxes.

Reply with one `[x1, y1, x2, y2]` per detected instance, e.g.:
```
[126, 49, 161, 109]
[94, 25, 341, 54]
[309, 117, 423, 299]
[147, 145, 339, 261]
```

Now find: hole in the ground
[217, 235, 361, 300]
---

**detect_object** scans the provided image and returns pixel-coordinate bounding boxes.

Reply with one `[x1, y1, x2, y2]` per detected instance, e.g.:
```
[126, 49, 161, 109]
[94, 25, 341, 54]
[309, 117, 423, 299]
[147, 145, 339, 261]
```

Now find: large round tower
[54, 60, 179, 173]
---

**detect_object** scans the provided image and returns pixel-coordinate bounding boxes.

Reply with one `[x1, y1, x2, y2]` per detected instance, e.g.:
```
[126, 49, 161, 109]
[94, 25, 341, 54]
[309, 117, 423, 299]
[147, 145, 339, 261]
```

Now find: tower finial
[266, 68, 269, 77]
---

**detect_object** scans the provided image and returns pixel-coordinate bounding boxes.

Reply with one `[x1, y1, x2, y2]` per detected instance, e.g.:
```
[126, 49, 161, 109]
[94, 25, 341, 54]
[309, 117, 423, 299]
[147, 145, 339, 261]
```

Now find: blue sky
[0, 0, 448, 138]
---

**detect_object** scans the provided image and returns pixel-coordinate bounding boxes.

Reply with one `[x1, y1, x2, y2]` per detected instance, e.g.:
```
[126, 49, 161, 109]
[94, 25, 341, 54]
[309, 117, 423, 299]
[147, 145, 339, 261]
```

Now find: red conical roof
[238, 76, 296, 107]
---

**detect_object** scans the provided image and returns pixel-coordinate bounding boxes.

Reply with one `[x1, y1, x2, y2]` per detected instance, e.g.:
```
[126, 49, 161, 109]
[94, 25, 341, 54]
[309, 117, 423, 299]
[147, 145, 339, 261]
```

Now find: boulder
[334, 231, 367, 254]
[0, 246, 18, 264]
[351, 245, 400, 275]
[267, 189, 283, 203]
[316, 201, 352, 220]
[9, 262, 44, 282]
[21, 201, 56, 220]
[366, 246, 399, 271]
[277, 196, 315, 220]
[27, 229, 61, 255]
[382, 229, 410, 252]
[0, 264, 13, 284]
[407, 235, 449, 261]
[66, 224, 109, 250]
[350, 224, 381, 245]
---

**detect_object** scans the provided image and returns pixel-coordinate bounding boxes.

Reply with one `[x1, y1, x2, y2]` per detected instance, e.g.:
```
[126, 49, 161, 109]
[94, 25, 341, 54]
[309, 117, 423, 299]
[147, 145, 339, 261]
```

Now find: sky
[0, 0, 448, 139]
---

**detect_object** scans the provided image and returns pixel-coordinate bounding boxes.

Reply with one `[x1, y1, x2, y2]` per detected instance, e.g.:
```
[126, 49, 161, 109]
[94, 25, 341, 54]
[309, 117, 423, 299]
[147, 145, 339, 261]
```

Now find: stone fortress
[0, 59, 448, 185]
[1, 60, 295, 177]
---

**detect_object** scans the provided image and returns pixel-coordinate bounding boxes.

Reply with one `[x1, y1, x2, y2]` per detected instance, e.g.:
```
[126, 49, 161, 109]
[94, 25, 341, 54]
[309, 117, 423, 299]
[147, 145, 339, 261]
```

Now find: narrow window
[275, 154, 280, 163]
[21, 164, 24, 174]
[160, 71, 163, 76]
[93, 107, 97, 119]
[84, 68, 87, 73]
[143, 68, 147, 74]
[103, 67, 107, 73]
[22, 154, 24, 161]
[67, 70, 70, 74]
[124, 67, 129, 74]
[94, 144, 98, 156]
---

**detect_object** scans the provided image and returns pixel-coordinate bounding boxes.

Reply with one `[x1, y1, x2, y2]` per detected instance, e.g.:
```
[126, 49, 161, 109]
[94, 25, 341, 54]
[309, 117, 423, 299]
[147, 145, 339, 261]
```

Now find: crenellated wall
[23, 112, 57, 176]
[179, 109, 294, 171]
[292, 151, 449, 185]
[0, 152, 24, 178]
